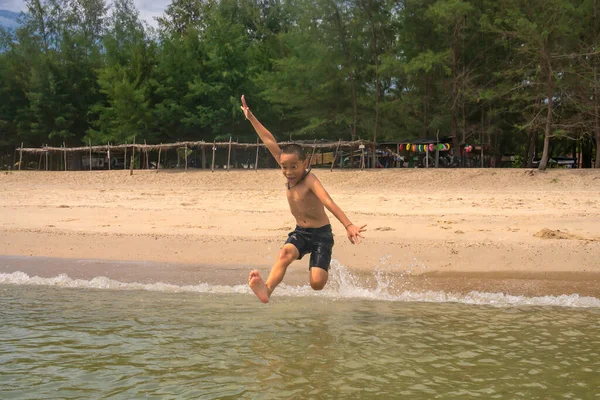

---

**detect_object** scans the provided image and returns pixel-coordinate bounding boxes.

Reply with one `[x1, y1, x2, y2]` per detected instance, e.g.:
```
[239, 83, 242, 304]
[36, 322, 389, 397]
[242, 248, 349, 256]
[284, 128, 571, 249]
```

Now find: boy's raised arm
[241, 95, 281, 166]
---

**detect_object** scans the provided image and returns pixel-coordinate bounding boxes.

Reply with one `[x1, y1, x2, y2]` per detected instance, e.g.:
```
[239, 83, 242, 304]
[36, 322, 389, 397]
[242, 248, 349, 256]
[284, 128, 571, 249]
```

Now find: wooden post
[232, 144, 237, 169]
[38, 148, 43, 170]
[107, 142, 111, 171]
[63, 142, 67, 171]
[360, 144, 365, 170]
[226, 137, 232, 171]
[144, 140, 149, 169]
[185, 144, 188, 171]
[157, 145, 162, 173]
[211, 141, 216, 172]
[88, 139, 92, 171]
[330, 139, 341, 172]
[130, 136, 135, 176]
[308, 139, 317, 168]
[130, 148, 135, 175]
[18, 142, 23, 170]
[124, 141, 127, 170]
[254, 138, 259, 170]
[435, 130, 440, 168]
[45, 144, 49, 171]
[480, 130, 484, 168]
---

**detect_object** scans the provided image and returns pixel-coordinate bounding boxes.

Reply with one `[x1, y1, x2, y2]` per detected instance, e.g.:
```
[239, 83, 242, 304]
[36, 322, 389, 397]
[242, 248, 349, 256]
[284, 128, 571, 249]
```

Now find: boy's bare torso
[286, 173, 330, 228]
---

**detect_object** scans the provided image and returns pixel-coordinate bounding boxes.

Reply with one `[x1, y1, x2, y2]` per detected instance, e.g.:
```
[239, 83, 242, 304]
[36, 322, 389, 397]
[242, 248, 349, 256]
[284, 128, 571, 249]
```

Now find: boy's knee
[310, 267, 328, 290]
[278, 246, 297, 263]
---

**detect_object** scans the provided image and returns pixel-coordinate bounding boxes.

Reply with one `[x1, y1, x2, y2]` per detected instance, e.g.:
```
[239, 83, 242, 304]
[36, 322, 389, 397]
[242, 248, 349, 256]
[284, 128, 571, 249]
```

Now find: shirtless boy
[241, 95, 366, 303]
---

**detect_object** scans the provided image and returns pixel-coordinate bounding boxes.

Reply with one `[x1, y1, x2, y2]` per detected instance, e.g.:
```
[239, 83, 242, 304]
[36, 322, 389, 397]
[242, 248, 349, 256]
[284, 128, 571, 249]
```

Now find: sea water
[1, 262, 599, 399]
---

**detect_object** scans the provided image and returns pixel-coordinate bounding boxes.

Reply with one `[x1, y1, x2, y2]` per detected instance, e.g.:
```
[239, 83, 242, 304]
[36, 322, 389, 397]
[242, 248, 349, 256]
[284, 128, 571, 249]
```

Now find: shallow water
[2, 281, 600, 399]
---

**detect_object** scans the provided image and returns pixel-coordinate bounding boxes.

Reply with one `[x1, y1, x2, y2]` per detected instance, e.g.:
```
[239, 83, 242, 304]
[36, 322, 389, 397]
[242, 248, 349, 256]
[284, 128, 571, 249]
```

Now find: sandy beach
[1, 168, 600, 297]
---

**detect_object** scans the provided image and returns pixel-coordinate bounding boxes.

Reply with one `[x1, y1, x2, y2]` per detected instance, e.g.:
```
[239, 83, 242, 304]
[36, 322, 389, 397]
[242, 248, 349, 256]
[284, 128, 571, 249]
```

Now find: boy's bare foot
[249, 270, 270, 303]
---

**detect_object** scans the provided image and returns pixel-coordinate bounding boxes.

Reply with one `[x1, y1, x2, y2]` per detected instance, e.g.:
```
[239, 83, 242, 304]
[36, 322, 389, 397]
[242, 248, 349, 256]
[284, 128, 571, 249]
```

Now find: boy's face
[280, 153, 308, 185]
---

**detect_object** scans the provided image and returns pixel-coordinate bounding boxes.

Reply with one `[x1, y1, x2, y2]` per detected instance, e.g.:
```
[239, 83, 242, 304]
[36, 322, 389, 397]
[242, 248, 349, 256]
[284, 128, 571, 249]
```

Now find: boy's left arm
[306, 174, 366, 244]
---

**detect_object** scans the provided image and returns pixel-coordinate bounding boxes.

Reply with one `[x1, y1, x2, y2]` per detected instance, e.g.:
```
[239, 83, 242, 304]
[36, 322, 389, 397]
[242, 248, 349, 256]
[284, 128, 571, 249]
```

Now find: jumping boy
[241, 95, 366, 303]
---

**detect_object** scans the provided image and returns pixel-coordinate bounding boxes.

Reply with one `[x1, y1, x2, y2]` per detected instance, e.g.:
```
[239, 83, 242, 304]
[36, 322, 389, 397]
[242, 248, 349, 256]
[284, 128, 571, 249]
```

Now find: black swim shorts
[285, 224, 334, 271]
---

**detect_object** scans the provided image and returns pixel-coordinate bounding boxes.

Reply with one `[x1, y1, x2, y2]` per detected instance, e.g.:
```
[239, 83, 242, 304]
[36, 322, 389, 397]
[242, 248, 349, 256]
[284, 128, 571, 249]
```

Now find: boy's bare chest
[286, 187, 320, 211]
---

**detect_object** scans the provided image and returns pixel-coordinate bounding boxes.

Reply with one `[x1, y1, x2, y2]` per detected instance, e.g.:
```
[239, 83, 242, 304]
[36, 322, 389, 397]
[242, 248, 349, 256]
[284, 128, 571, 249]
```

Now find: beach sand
[1, 168, 600, 297]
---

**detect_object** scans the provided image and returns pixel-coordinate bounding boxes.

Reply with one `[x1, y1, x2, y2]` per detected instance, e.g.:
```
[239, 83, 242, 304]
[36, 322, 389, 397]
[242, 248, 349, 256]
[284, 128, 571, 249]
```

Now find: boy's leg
[309, 234, 332, 290]
[309, 267, 328, 290]
[249, 243, 299, 303]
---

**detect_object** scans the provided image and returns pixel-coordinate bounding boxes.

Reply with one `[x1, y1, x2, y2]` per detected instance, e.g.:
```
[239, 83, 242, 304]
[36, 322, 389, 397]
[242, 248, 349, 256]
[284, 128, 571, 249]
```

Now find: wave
[2, 260, 599, 308]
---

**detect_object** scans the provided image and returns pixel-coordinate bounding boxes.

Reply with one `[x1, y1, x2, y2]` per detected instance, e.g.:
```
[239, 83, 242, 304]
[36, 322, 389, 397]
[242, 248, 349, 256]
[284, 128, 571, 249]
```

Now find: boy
[241, 95, 366, 303]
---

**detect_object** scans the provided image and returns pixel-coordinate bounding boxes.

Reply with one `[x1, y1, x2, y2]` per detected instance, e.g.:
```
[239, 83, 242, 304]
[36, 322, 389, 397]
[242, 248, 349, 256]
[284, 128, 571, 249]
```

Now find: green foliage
[0, 0, 597, 168]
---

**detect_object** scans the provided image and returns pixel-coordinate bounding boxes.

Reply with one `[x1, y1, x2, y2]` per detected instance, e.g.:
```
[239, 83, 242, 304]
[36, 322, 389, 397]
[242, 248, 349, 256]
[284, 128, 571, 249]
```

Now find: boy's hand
[346, 223, 367, 244]
[240, 95, 253, 120]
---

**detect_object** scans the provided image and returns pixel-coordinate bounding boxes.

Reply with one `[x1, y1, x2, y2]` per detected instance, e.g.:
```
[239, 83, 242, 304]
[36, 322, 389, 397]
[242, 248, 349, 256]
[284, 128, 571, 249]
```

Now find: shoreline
[1, 169, 599, 298]
[2, 255, 600, 298]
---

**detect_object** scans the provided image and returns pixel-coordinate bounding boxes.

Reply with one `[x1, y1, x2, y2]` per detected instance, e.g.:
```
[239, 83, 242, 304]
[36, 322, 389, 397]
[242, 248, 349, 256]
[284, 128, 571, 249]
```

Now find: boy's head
[280, 144, 306, 161]
[279, 144, 308, 184]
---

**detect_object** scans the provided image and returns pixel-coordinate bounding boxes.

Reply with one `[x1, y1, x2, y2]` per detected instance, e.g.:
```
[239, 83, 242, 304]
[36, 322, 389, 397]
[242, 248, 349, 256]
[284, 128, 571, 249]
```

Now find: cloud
[0, 0, 27, 13]
[0, 15, 20, 28]
[1, 0, 170, 28]
[133, 0, 171, 28]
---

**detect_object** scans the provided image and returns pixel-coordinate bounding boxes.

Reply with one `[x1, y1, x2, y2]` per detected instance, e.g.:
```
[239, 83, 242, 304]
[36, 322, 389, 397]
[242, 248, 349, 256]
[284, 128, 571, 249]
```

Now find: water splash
[2, 260, 599, 308]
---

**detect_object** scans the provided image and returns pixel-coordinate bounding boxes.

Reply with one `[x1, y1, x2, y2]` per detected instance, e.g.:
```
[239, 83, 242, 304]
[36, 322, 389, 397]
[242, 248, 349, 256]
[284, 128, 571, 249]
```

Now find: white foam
[2, 260, 599, 308]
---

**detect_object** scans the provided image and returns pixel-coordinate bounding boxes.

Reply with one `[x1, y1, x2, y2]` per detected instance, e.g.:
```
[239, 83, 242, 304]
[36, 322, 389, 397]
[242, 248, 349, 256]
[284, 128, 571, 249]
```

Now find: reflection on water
[1, 285, 599, 399]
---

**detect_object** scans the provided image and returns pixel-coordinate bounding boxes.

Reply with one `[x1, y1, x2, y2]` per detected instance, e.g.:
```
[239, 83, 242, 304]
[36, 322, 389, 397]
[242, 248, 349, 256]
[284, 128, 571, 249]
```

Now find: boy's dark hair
[280, 144, 306, 160]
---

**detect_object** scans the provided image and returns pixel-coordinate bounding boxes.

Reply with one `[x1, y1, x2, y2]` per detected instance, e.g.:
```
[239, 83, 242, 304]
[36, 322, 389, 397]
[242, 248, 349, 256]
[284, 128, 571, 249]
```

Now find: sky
[0, 0, 169, 28]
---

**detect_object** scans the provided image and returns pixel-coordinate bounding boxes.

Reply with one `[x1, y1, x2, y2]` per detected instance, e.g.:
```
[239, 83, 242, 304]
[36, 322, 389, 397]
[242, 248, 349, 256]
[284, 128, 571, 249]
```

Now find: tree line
[0, 0, 599, 169]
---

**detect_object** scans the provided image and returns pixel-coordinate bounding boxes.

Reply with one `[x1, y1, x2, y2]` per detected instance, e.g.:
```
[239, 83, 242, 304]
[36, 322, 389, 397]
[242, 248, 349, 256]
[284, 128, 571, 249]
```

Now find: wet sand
[1, 169, 600, 296]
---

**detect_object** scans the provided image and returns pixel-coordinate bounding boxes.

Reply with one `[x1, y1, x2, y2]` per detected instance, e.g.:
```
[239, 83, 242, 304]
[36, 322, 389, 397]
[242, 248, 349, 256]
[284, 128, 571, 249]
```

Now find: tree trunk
[595, 112, 600, 168]
[526, 131, 537, 168]
[523, 131, 533, 168]
[595, 70, 600, 168]
[331, 4, 358, 169]
[538, 42, 553, 171]
[370, 19, 380, 168]
[359, 0, 381, 167]
[423, 75, 428, 138]
[595, 4, 600, 168]
[525, 97, 541, 168]
[350, 70, 358, 141]
[582, 138, 593, 168]
[451, 33, 460, 156]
